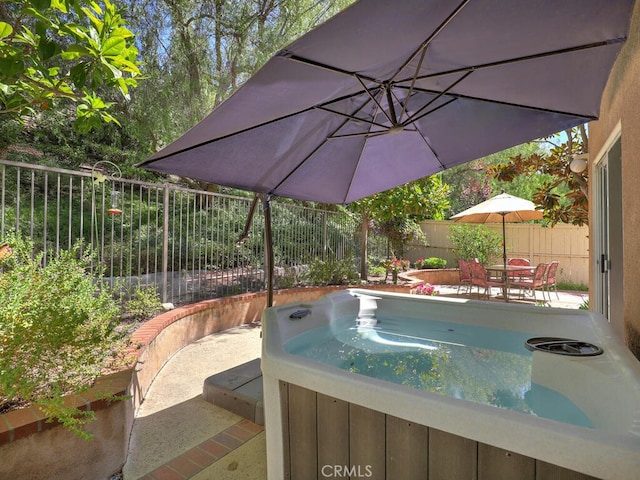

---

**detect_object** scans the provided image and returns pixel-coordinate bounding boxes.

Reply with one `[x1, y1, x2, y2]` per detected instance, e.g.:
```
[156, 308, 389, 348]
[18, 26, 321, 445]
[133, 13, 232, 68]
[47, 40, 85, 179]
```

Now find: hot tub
[261, 289, 640, 480]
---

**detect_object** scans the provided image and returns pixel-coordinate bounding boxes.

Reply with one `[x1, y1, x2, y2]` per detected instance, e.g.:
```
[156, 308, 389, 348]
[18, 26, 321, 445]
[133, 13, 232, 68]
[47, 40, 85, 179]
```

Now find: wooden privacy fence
[407, 220, 589, 286]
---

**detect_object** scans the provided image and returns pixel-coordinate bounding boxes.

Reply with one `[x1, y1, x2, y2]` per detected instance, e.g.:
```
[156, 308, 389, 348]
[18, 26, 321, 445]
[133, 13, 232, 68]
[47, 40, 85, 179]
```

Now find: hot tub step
[202, 358, 264, 425]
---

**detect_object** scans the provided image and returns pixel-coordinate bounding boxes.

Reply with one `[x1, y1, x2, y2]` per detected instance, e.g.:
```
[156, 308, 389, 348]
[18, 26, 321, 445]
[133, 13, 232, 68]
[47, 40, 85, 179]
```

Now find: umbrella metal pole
[263, 196, 274, 308]
[237, 195, 259, 245]
[502, 215, 507, 269]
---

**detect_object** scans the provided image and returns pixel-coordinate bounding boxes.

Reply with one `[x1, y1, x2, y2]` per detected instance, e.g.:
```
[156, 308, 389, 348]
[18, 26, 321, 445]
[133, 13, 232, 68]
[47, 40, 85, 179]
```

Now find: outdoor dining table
[486, 264, 535, 302]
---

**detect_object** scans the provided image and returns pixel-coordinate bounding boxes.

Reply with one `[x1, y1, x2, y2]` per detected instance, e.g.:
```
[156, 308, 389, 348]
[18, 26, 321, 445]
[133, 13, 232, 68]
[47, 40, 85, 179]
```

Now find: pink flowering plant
[382, 257, 410, 274]
[414, 283, 439, 296]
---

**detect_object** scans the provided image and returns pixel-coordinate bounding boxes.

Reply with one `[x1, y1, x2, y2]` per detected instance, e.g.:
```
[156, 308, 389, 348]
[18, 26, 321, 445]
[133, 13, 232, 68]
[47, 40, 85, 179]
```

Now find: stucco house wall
[589, 1, 640, 358]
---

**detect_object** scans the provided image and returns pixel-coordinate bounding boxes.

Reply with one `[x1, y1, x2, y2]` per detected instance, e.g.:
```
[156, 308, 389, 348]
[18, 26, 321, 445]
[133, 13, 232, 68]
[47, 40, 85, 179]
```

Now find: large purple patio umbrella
[140, 0, 634, 305]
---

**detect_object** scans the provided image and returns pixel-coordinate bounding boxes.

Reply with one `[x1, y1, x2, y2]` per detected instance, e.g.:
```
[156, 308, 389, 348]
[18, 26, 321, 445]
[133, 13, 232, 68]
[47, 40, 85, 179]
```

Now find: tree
[0, 0, 365, 200]
[0, 0, 141, 133]
[487, 126, 588, 225]
[126, 0, 354, 153]
[349, 175, 450, 279]
[442, 142, 547, 216]
[448, 224, 502, 265]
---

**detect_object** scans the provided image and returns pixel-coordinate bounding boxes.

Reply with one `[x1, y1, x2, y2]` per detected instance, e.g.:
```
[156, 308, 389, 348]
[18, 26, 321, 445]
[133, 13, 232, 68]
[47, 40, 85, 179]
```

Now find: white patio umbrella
[450, 192, 543, 268]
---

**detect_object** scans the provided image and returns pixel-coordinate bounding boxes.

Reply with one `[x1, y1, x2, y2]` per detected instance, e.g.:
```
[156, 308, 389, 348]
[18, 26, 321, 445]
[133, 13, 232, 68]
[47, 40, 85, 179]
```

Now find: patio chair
[544, 261, 560, 300]
[511, 263, 548, 301]
[470, 261, 504, 299]
[507, 257, 531, 281]
[508, 257, 530, 266]
[457, 259, 472, 294]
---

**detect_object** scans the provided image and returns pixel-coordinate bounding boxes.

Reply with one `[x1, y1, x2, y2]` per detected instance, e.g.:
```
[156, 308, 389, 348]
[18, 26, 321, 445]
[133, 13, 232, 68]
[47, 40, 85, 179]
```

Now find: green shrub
[368, 265, 386, 277]
[302, 257, 360, 286]
[123, 284, 163, 321]
[0, 233, 127, 438]
[275, 270, 297, 289]
[448, 224, 502, 265]
[367, 255, 388, 277]
[416, 257, 447, 269]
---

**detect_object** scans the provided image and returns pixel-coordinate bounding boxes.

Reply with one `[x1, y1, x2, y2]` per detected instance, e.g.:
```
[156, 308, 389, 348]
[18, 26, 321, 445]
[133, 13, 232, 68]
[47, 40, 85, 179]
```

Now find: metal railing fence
[0, 160, 386, 304]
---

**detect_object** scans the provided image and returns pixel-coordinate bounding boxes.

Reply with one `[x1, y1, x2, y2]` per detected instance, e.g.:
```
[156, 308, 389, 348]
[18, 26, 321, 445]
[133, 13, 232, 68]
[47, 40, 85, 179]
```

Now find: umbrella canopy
[140, 0, 634, 205]
[140, 0, 634, 306]
[450, 192, 544, 267]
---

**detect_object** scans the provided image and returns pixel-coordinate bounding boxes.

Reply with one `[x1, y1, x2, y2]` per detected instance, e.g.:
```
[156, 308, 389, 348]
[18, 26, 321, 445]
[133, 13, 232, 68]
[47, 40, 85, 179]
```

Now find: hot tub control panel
[289, 309, 310, 319]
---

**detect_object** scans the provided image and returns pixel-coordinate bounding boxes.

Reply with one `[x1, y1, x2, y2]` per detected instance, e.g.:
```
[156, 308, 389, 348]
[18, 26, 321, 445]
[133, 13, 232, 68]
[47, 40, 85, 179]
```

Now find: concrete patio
[122, 324, 265, 480]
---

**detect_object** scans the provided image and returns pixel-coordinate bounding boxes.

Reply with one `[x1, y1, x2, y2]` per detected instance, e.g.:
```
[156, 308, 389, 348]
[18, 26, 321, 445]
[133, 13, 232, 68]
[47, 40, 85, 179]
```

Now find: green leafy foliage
[120, 284, 163, 321]
[373, 217, 426, 259]
[0, 0, 142, 132]
[442, 142, 547, 217]
[127, 0, 354, 152]
[415, 257, 447, 269]
[350, 175, 450, 277]
[488, 127, 589, 226]
[356, 174, 450, 225]
[2, 108, 155, 177]
[0, 232, 128, 438]
[556, 281, 588, 292]
[448, 224, 502, 265]
[302, 256, 360, 286]
[365, 255, 391, 278]
[368, 265, 386, 277]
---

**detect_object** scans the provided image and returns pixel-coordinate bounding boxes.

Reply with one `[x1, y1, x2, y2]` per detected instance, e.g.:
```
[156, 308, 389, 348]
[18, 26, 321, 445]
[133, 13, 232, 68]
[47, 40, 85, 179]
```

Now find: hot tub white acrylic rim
[261, 289, 640, 480]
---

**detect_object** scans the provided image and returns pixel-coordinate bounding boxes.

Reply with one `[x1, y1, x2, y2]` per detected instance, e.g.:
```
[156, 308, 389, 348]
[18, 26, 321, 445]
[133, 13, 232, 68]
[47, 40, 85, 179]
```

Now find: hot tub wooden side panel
[280, 382, 599, 480]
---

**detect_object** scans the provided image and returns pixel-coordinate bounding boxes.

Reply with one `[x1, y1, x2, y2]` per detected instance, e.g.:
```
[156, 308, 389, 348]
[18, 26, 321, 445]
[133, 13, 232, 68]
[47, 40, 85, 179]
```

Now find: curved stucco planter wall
[0, 284, 410, 480]
[399, 267, 461, 287]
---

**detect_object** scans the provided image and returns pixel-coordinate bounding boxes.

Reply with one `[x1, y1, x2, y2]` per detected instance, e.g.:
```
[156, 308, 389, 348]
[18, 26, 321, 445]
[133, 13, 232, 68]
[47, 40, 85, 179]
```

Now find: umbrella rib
[411, 119, 446, 171]
[285, 52, 379, 84]
[401, 71, 473, 126]
[404, 38, 627, 85]
[268, 93, 375, 196]
[390, 0, 472, 83]
[319, 85, 398, 136]
[390, 0, 469, 123]
[315, 105, 389, 130]
[140, 106, 318, 164]
[407, 97, 458, 125]
[392, 38, 627, 122]
[286, 55, 399, 128]
[343, 134, 369, 204]
[328, 128, 417, 140]
[355, 75, 394, 125]
[396, 84, 597, 121]
[324, 87, 419, 138]
[328, 130, 386, 140]
[398, 45, 427, 123]
[140, 89, 375, 165]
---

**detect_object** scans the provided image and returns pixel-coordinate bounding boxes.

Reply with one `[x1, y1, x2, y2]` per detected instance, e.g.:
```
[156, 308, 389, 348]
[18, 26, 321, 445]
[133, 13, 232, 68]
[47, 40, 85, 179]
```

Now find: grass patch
[556, 281, 588, 291]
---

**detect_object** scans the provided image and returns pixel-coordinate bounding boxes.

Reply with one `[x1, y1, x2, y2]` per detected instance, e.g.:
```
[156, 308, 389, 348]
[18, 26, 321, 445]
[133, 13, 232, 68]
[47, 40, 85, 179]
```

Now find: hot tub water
[285, 315, 594, 428]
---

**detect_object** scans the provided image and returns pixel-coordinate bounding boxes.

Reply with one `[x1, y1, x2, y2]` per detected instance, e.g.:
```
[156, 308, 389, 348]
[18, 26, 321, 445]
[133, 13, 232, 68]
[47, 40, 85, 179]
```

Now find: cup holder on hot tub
[525, 337, 603, 356]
